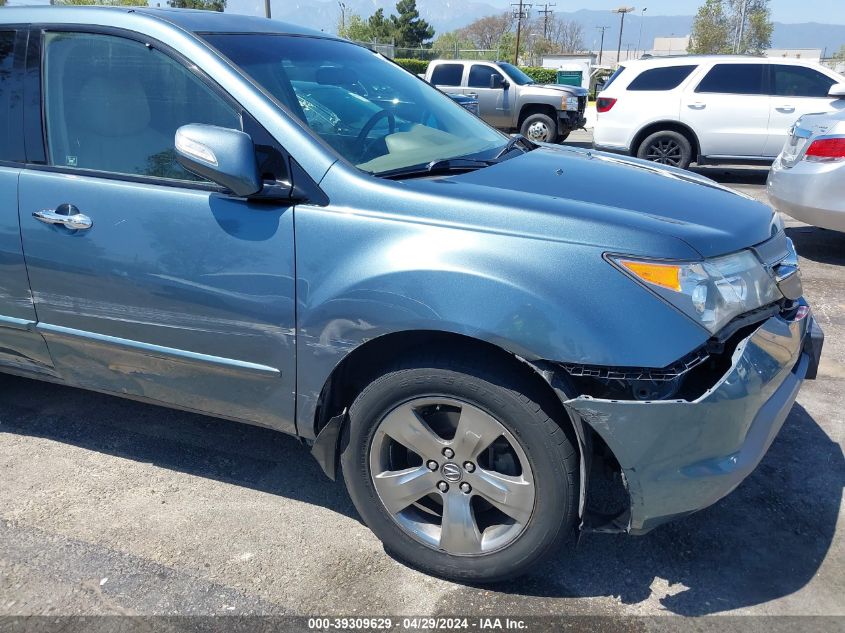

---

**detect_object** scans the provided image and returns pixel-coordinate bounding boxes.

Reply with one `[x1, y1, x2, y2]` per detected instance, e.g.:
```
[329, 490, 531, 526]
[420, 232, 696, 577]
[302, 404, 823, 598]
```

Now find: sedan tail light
[804, 137, 845, 162]
[596, 97, 617, 113]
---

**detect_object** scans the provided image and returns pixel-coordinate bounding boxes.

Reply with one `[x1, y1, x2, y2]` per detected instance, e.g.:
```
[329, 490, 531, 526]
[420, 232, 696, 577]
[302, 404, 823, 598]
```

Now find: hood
[531, 83, 589, 97]
[406, 146, 776, 259]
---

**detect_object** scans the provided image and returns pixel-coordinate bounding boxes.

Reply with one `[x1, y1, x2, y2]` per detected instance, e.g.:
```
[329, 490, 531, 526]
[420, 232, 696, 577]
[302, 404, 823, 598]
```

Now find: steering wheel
[356, 110, 396, 161]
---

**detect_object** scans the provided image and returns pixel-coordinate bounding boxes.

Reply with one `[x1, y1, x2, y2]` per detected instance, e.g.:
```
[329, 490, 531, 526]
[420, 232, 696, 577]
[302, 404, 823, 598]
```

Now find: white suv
[593, 56, 845, 169]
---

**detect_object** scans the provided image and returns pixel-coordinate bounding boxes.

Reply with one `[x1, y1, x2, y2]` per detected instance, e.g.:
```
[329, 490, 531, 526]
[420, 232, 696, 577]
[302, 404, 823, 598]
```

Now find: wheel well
[518, 103, 558, 128]
[632, 121, 699, 158]
[312, 330, 573, 443]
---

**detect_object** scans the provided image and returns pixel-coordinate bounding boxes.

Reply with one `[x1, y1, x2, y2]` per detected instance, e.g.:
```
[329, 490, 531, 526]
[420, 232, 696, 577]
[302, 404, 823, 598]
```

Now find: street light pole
[612, 6, 635, 67]
[636, 7, 647, 57]
[264, 0, 271, 18]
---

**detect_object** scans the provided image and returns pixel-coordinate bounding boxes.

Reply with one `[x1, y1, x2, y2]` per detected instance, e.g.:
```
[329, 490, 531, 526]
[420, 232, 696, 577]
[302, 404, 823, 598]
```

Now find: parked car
[594, 55, 845, 169]
[0, 7, 823, 582]
[768, 107, 845, 231]
[445, 92, 480, 116]
[425, 59, 588, 142]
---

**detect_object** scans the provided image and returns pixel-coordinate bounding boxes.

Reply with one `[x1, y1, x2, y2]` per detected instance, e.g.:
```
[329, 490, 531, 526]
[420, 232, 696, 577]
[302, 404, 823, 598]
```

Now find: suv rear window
[430, 63, 463, 87]
[627, 65, 697, 91]
[696, 63, 766, 95]
[771, 65, 836, 97]
[601, 65, 625, 91]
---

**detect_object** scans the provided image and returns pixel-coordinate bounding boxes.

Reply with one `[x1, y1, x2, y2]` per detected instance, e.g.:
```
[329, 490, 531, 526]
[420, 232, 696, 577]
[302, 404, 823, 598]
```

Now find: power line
[538, 3, 556, 40]
[511, 1, 533, 65]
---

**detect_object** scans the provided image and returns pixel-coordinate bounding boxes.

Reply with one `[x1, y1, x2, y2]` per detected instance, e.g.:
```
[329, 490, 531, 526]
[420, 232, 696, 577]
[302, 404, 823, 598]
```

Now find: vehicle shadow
[2, 375, 841, 616]
[787, 225, 845, 267]
[690, 165, 770, 185]
[0, 373, 358, 520]
[435, 403, 843, 616]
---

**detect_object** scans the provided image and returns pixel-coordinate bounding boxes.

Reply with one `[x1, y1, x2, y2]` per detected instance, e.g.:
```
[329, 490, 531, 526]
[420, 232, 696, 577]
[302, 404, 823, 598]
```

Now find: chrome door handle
[776, 105, 796, 113]
[687, 102, 707, 110]
[33, 204, 93, 230]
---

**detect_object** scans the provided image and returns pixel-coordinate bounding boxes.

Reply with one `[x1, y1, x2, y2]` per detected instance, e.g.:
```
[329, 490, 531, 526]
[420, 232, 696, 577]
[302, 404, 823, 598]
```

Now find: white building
[540, 53, 598, 91]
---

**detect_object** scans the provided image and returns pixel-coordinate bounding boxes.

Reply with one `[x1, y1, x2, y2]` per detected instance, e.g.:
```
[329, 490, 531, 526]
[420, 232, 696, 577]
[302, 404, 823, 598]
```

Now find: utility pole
[595, 25, 610, 65]
[264, 0, 271, 18]
[611, 6, 635, 67]
[538, 3, 556, 40]
[512, 1, 532, 65]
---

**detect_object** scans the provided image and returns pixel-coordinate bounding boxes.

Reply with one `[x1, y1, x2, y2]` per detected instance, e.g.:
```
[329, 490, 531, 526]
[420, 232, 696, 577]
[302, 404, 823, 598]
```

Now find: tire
[636, 130, 693, 169]
[340, 351, 578, 582]
[558, 130, 571, 142]
[520, 112, 558, 144]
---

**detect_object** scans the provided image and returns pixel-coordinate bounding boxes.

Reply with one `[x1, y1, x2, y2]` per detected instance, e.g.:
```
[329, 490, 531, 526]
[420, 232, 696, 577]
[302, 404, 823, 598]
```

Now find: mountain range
[225, 0, 845, 56]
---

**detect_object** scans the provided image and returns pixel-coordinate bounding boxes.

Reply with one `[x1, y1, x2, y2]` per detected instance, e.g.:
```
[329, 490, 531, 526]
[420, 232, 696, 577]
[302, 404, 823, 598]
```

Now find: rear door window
[770, 65, 836, 98]
[0, 30, 23, 162]
[627, 65, 697, 91]
[430, 63, 464, 87]
[696, 63, 767, 95]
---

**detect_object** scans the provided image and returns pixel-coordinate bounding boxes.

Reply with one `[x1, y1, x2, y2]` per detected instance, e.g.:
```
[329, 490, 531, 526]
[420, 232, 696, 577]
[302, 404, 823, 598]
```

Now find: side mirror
[490, 73, 509, 90]
[829, 83, 845, 98]
[175, 124, 261, 197]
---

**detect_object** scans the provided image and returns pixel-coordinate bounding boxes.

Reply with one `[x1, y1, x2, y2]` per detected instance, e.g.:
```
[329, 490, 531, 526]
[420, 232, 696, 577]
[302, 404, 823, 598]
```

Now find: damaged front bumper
[564, 306, 823, 534]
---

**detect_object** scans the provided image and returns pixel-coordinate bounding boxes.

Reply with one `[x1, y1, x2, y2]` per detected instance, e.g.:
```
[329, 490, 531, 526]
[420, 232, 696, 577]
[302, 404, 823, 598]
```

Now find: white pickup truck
[425, 59, 588, 143]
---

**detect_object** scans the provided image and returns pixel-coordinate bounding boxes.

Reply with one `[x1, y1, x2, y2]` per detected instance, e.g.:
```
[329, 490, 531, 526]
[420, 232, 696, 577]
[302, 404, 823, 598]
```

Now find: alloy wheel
[369, 397, 535, 556]
[645, 137, 683, 166]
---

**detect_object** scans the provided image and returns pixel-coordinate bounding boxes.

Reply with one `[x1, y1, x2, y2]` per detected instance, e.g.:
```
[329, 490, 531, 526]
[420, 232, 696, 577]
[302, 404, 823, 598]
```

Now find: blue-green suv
[0, 6, 822, 582]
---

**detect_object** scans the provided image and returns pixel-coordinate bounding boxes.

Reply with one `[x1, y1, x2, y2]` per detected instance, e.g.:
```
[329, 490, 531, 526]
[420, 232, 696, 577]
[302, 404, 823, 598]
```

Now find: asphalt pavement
[0, 134, 842, 623]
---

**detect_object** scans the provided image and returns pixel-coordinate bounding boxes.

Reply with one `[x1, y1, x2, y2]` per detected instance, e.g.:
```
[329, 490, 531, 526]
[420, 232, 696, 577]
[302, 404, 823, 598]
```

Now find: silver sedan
[768, 106, 845, 232]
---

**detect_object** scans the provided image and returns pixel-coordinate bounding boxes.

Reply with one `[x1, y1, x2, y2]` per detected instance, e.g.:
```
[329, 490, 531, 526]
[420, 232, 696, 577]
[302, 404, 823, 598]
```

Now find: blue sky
[564, 0, 843, 24]
[4, 0, 844, 24]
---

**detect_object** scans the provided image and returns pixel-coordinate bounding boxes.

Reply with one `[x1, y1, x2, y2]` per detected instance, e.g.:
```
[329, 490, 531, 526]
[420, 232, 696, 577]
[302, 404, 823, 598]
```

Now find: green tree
[689, 0, 731, 54]
[337, 14, 373, 41]
[168, 0, 226, 11]
[390, 0, 435, 49]
[731, 0, 773, 54]
[368, 8, 393, 42]
[689, 0, 772, 54]
[432, 30, 474, 58]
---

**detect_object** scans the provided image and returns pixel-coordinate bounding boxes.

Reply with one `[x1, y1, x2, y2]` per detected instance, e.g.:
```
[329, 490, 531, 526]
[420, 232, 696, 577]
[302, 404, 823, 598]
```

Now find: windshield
[203, 34, 506, 175]
[497, 62, 535, 85]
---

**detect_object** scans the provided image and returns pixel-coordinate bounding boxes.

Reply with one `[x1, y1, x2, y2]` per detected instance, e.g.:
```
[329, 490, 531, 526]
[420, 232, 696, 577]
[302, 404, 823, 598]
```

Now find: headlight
[562, 96, 578, 111]
[611, 250, 782, 333]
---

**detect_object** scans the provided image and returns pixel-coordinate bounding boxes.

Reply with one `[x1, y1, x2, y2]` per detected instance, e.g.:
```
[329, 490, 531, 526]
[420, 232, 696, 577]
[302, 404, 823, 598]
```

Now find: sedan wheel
[341, 352, 578, 582]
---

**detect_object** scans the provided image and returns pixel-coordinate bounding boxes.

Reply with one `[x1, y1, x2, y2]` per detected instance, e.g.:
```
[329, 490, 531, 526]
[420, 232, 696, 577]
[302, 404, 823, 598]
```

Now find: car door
[0, 28, 56, 377]
[681, 63, 770, 158]
[18, 29, 297, 433]
[465, 64, 512, 128]
[764, 64, 842, 158]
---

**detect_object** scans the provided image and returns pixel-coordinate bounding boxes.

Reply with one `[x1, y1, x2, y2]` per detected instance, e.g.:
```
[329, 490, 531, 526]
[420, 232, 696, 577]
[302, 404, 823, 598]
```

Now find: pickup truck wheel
[637, 130, 693, 169]
[520, 113, 558, 143]
[340, 352, 578, 582]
